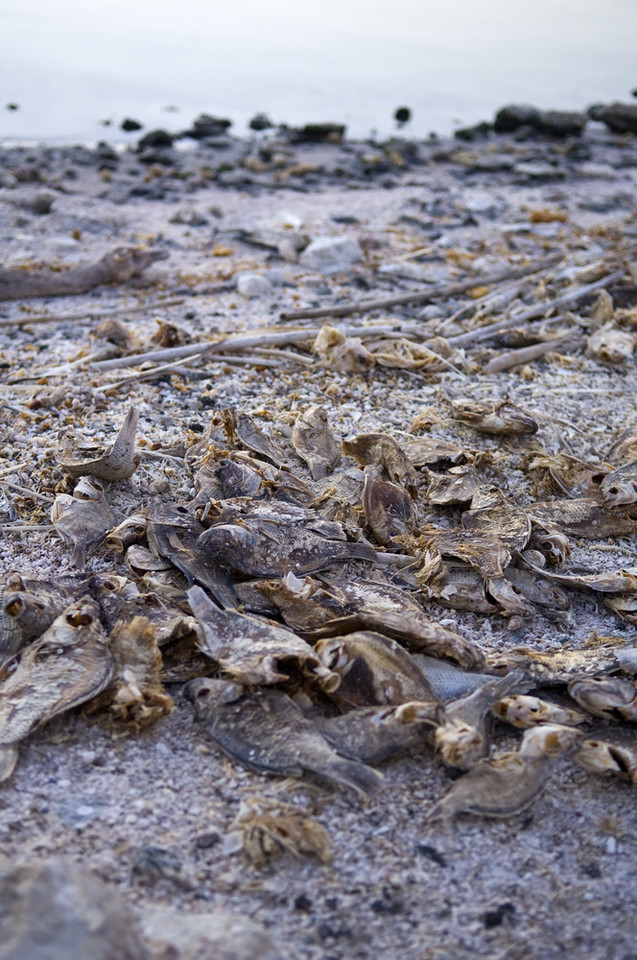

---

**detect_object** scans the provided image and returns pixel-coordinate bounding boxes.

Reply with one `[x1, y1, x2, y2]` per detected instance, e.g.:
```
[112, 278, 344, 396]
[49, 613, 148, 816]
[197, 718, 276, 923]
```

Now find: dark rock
[294, 893, 313, 911]
[582, 862, 602, 878]
[5, 103, 19, 111]
[288, 123, 346, 144]
[121, 117, 143, 132]
[249, 113, 274, 131]
[494, 104, 542, 132]
[416, 843, 447, 867]
[588, 101, 637, 134]
[137, 128, 174, 149]
[536, 109, 587, 136]
[12, 164, 41, 183]
[136, 148, 175, 166]
[26, 192, 55, 215]
[131, 846, 182, 883]
[454, 120, 491, 142]
[394, 106, 411, 126]
[0, 855, 148, 960]
[182, 113, 233, 139]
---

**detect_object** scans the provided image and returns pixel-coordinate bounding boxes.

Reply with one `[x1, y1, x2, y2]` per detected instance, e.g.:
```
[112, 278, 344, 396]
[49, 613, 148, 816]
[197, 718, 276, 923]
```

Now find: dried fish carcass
[2, 572, 88, 649]
[187, 585, 332, 686]
[291, 405, 340, 480]
[314, 631, 440, 708]
[313, 324, 375, 374]
[184, 678, 383, 796]
[489, 644, 637, 684]
[573, 739, 637, 783]
[362, 466, 416, 545]
[600, 459, 637, 509]
[57, 406, 140, 481]
[568, 676, 637, 721]
[341, 433, 417, 493]
[426, 724, 581, 821]
[444, 393, 538, 436]
[314, 701, 442, 764]
[527, 499, 637, 539]
[0, 598, 113, 781]
[492, 695, 586, 728]
[51, 477, 115, 567]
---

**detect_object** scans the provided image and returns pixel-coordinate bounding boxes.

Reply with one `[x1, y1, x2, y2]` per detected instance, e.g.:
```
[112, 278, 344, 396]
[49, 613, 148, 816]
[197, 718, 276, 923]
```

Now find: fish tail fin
[326, 758, 384, 797]
[349, 541, 377, 562]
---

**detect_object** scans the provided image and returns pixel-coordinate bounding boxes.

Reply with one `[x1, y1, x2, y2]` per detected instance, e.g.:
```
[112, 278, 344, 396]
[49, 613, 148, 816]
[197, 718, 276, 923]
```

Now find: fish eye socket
[196, 687, 210, 699]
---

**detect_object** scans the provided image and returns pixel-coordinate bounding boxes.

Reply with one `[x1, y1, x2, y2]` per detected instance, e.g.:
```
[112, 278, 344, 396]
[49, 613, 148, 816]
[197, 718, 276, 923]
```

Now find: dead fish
[83, 616, 173, 731]
[462, 500, 531, 552]
[568, 677, 637, 721]
[419, 527, 511, 579]
[197, 518, 376, 578]
[362, 466, 416, 545]
[573, 739, 637, 782]
[527, 499, 637, 538]
[232, 410, 286, 467]
[263, 572, 483, 667]
[503, 567, 571, 612]
[426, 724, 580, 821]
[444, 392, 538, 436]
[125, 544, 173, 577]
[146, 501, 237, 609]
[412, 655, 501, 701]
[228, 798, 333, 867]
[0, 598, 113, 780]
[214, 458, 265, 499]
[485, 576, 536, 619]
[314, 631, 440, 708]
[187, 584, 330, 685]
[104, 514, 148, 553]
[523, 452, 608, 500]
[489, 645, 637, 684]
[313, 324, 375, 374]
[605, 430, 637, 469]
[417, 556, 498, 615]
[517, 552, 637, 595]
[401, 435, 464, 467]
[425, 466, 480, 506]
[57, 406, 140, 481]
[51, 477, 115, 567]
[600, 460, 637, 509]
[603, 593, 637, 625]
[434, 673, 527, 771]
[314, 701, 442, 764]
[586, 322, 635, 364]
[0, 610, 22, 667]
[185, 678, 383, 797]
[492, 694, 586, 728]
[528, 521, 571, 566]
[291, 405, 340, 480]
[2, 572, 88, 646]
[341, 433, 417, 493]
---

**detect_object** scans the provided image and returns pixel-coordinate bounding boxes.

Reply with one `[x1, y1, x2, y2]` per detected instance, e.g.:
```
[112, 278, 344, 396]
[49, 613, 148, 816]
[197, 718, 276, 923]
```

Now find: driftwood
[0, 247, 168, 301]
[279, 256, 562, 321]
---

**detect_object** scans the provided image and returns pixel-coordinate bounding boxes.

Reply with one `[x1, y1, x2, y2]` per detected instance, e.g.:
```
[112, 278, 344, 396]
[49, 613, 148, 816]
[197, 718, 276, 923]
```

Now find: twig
[482, 336, 581, 374]
[0, 523, 54, 532]
[0, 480, 54, 503]
[446, 271, 624, 348]
[88, 325, 398, 373]
[279, 256, 563, 320]
[106, 351, 287, 390]
[0, 297, 185, 327]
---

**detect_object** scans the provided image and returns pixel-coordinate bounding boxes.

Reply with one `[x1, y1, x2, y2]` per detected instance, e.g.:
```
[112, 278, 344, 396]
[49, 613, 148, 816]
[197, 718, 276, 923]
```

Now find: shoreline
[1, 103, 637, 959]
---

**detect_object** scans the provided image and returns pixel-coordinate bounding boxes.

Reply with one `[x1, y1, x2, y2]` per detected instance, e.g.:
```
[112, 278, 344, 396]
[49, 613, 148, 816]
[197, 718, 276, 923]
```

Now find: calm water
[1, 0, 635, 142]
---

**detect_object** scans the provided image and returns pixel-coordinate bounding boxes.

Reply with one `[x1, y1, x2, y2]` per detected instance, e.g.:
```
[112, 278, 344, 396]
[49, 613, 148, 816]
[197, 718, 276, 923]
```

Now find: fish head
[519, 723, 582, 759]
[184, 677, 245, 716]
[198, 523, 256, 556]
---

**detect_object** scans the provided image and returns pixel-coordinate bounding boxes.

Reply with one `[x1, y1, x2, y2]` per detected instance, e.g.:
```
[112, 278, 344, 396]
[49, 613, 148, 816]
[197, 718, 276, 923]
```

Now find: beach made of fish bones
[0, 115, 637, 959]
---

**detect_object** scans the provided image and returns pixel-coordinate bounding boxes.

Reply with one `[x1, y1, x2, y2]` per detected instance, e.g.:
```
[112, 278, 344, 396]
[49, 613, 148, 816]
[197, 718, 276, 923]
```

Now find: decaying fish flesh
[489, 644, 637, 684]
[104, 514, 148, 553]
[462, 498, 532, 551]
[57, 406, 140, 481]
[51, 477, 116, 567]
[600, 459, 637, 509]
[517, 552, 637, 595]
[313, 324, 375, 374]
[434, 673, 527, 771]
[492, 694, 586, 728]
[146, 501, 238, 608]
[341, 433, 417, 492]
[527, 499, 637, 538]
[228, 798, 333, 867]
[231, 410, 286, 467]
[83, 616, 173, 731]
[401, 435, 464, 467]
[417, 528, 511, 579]
[573, 739, 637, 782]
[568, 677, 637, 721]
[0, 598, 113, 780]
[0, 611, 22, 668]
[262, 572, 483, 667]
[528, 521, 571, 566]
[412, 655, 501, 701]
[197, 516, 376, 578]
[187, 584, 332, 685]
[362, 467, 416, 545]
[314, 631, 440, 708]
[214, 458, 266, 499]
[426, 723, 581, 821]
[502, 567, 571, 613]
[444, 392, 538, 435]
[417, 556, 498, 615]
[425, 466, 479, 506]
[184, 678, 383, 797]
[2, 573, 88, 646]
[523, 452, 608, 500]
[291, 405, 340, 480]
[314, 701, 441, 764]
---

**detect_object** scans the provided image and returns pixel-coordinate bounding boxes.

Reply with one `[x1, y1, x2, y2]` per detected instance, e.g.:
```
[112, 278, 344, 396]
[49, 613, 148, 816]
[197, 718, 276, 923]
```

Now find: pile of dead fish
[1, 398, 637, 823]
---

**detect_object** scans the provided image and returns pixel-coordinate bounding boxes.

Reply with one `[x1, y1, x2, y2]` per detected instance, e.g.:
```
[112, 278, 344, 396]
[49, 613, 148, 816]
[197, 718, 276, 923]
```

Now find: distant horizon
[1, 0, 635, 142]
